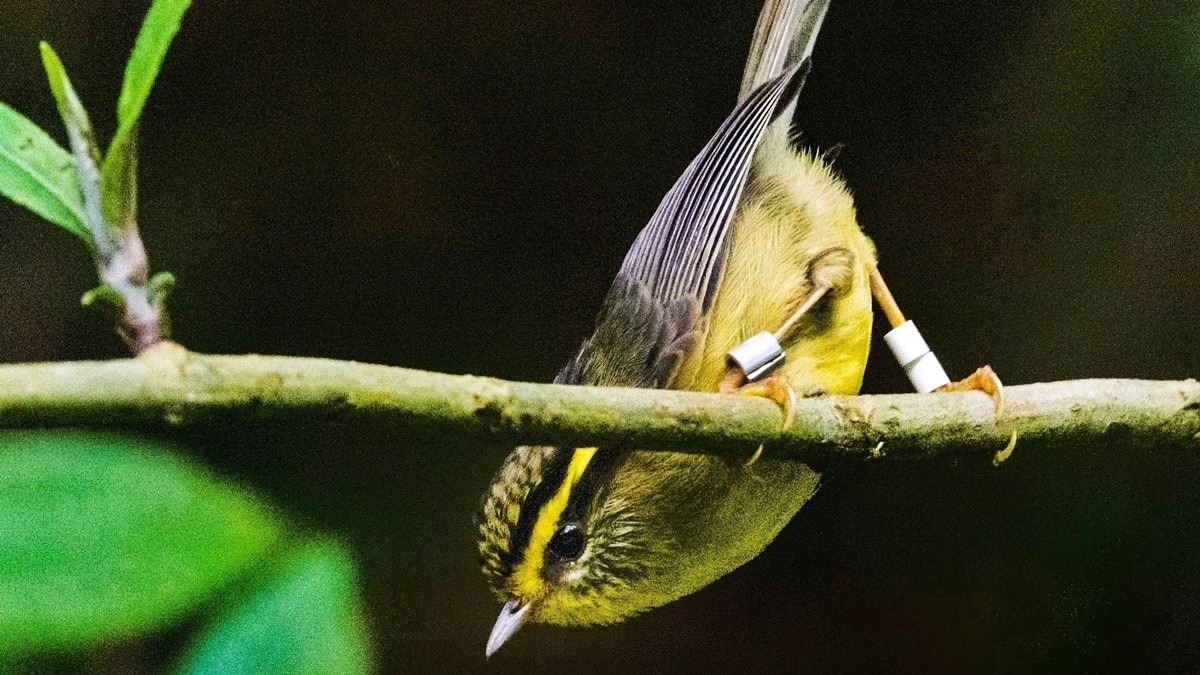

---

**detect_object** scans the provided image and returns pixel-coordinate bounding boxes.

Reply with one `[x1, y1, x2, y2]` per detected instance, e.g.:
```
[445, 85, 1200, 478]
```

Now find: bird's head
[476, 445, 662, 656]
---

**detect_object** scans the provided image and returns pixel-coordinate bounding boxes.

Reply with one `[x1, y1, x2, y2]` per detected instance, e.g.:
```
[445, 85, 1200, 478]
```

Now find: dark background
[2, 0, 1199, 671]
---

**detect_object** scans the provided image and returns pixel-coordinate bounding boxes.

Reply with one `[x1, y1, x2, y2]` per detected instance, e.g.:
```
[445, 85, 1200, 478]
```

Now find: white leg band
[884, 320, 951, 393]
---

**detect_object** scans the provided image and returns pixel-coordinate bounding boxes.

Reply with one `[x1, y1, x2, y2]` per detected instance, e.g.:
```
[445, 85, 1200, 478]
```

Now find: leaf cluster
[0, 2, 376, 671]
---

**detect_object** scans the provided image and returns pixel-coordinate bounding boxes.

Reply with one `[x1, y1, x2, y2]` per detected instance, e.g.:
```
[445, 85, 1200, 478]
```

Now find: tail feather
[739, 0, 831, 102]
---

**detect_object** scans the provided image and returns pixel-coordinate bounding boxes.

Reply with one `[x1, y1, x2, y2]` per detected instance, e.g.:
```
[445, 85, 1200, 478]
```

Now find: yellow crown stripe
[511, 447, 597, 599]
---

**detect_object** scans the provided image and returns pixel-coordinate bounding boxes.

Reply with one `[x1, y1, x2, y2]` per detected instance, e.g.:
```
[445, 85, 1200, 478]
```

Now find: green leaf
[0, 103, 88, 240]
[177, 541, 374, 675]
[0, 430, 282, 655]
[103, 0, 192, 227]
[101, 128, 137, 231]
[39, 42, 106, 243]
[115, 0, 192, 133]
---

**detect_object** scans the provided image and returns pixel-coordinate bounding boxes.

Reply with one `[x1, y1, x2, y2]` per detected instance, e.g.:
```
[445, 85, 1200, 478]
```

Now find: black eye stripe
[500, 448, 571, 572]
[543, 446, 625, 568]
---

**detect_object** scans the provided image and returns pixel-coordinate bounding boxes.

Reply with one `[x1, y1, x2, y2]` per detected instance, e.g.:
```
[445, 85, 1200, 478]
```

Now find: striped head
[476, 444, 653, 655]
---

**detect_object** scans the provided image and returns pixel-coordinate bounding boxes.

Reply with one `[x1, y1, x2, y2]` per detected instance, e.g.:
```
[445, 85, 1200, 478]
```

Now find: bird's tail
[738, 0, 830, 103]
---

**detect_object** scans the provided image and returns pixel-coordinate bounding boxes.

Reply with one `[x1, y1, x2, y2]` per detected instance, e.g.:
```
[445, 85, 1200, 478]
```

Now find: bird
[476, 0, 999, 657]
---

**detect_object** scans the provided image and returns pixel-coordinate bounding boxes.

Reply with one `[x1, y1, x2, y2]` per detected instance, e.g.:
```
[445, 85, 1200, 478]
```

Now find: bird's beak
[485, 599, 529, 658]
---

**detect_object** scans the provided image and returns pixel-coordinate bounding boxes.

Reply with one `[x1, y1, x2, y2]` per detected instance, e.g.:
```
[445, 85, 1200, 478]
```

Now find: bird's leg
[868, 263, 907, 328]
[721, 248, 857, 467]
[722, 248, 856, 395]
[870, 267, 1004, 413]
[717, 283, 830, 397]
[722, 276, 830, 467]
[776, 247, 857, 338]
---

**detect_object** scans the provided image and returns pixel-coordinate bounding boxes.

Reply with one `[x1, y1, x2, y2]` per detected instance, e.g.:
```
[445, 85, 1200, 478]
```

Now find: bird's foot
[720, 369, 797, 467]
[935, 365, 1004, 415]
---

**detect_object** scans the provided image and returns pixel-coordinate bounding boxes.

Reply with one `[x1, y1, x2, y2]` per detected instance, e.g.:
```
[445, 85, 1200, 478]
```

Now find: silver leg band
[727, 331, 786, 381]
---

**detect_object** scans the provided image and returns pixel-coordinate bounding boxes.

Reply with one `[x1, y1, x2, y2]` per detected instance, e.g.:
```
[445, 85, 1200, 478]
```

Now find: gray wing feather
[557, 64, 810, 388]
[620, 62, 810, 315]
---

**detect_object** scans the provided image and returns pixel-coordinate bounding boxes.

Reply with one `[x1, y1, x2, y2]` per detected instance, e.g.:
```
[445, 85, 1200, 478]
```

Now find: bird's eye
[548, 522, 585, 561]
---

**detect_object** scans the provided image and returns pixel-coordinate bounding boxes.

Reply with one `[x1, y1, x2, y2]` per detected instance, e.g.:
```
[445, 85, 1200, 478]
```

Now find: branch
[0, 343, 1196, 463]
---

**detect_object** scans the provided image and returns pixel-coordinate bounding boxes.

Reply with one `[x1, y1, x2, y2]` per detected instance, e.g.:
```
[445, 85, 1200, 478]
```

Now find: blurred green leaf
[39, 42, 105, 244]
[115, 0, 192, 133]
[103, 0, 192, 227]
[0, 431, 282, 655]
[0, 103, 88, 240]
[177, 541, 374, 675]
[148, 270, 177, 302]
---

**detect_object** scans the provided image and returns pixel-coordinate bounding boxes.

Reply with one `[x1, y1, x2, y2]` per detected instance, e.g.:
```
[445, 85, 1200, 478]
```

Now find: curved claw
[936, 365, 1004, 415]
[732, 374, 796, 430]
[745, 445, 764, 467]
[719, 369, 797, 467]
[781, 383, 797, 430]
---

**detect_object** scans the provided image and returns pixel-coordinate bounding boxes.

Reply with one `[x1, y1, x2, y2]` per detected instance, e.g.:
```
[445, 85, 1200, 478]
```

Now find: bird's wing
[739, 0, 830, 101]
[558, 63, 810, 388]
